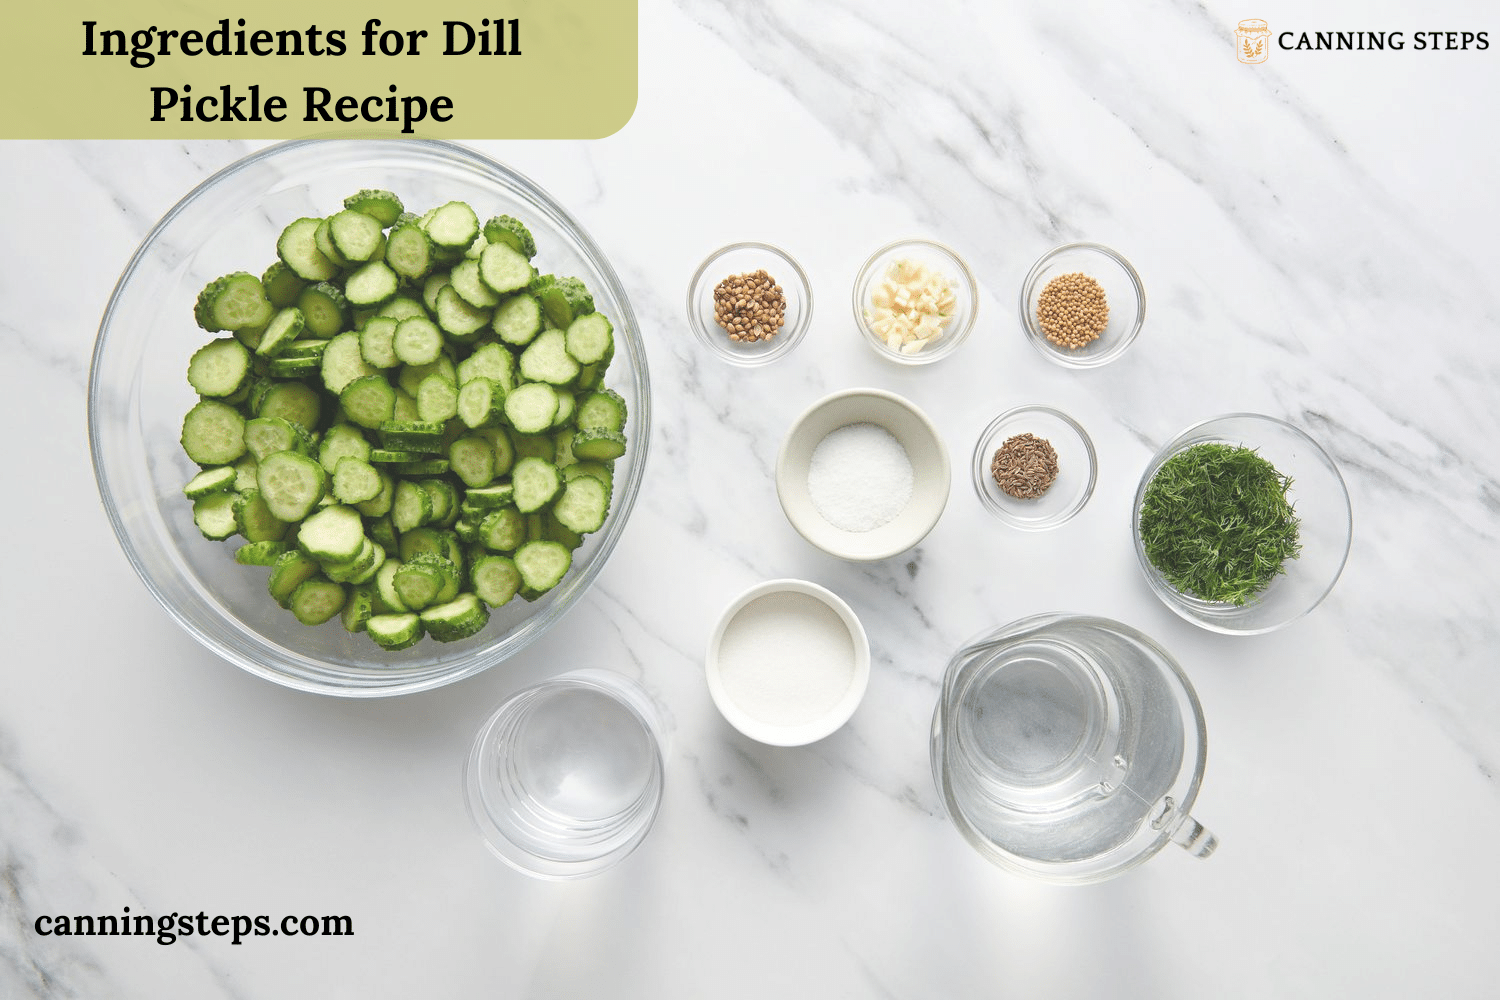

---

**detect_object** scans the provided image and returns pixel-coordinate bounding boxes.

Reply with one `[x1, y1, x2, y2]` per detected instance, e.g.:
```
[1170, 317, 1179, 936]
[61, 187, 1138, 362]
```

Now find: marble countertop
[5, 0, 1499, 996]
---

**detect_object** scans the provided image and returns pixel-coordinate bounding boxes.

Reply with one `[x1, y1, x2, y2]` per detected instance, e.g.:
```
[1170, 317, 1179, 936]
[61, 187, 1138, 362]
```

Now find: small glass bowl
[1132, 413, 1353, 635]
[1019, 243, 1145, 368]
[465, 669, 665, 880]
[687, 242, 812, 366]
[852, 238, 978, 365]
[971, 405, 1097, 530]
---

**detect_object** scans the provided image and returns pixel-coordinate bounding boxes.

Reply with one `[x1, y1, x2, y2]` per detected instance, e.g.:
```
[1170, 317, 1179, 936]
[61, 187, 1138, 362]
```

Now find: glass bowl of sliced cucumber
[89, 139, 650, 696]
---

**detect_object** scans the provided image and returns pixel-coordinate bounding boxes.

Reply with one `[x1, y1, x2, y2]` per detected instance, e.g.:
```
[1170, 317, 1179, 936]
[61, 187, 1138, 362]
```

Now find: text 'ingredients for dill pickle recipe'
[808, 423, 913, 532]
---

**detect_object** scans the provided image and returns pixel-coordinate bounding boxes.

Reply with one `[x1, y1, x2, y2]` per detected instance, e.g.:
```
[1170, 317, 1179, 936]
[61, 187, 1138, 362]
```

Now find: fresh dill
[1138, 443, 1301, 605]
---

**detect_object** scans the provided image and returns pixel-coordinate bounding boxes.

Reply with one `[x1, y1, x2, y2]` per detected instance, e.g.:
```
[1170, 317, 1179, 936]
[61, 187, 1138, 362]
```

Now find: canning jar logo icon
[1237, 19, 1270, 62]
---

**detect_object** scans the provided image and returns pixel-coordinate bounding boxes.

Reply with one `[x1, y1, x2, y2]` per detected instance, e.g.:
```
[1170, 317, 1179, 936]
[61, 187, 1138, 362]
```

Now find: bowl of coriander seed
[687, 242, 812, 366]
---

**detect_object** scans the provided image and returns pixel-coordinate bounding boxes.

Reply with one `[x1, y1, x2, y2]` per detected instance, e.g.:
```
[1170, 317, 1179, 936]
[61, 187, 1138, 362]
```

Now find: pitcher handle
[1168, 812, 1218, 859]
[1150, 796, 1218, 859]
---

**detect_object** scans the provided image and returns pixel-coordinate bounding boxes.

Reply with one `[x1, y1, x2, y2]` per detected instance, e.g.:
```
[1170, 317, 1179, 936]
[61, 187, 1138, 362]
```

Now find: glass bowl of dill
[1131, 414, 1352, 635]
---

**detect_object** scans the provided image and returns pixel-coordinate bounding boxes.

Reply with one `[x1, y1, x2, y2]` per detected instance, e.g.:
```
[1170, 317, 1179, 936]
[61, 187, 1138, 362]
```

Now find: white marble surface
[5, 0, 1500, 996]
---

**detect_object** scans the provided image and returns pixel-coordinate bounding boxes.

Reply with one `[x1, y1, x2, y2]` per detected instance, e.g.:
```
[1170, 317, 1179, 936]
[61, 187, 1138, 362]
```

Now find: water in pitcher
[933, 615, 1212, 882]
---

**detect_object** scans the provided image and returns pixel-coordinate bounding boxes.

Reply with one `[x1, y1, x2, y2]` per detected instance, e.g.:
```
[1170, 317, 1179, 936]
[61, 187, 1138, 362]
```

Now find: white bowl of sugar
[776, 387, 951, 561]
[706, 579, 871, 746]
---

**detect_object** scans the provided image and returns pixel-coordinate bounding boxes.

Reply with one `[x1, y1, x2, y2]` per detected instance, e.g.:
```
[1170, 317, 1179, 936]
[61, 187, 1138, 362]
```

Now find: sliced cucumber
[434, 284, 491, 339]
[255, 308, 307, 359]
[519, 329, 581, 386]
[456, 377, 505, 429]
[328, 209, 386, 262]
[449, 435, 496, 488]
[343, 188, 404, 226]
[385, 221, 434, 281]
[181, 400, 247, 466]
[503, 382, 558, 434]
[192, 492, 239, 539]
[514, 540, 572, 595]
[564, 312, 614, 365]
[297, 282, 351, 338]
[256, 381, 322, 431]
[483, 215, 537, 257]
[421, 592, 489, 642]
[277, 217, 339, 282]
[332, 457, 383, 504]
[393, 316, 444, 366]
[551, 474, 611, 534]
[575, 388, 628, 433]
[290, 577, 348, 626]
[492, 293, 543, 347]
[184, 466, 237, 499]
[257, 451, 328, 522]
[367, 612, 423, 650]
[422, 201, 480, 250]
[572, 427, 628, 462]
[512, 456, 561, 513]
[187, 338, 253, 397]
[344, 260, 399, 307]
[180, 191, 630, 650]
[196, 273, 274, 333]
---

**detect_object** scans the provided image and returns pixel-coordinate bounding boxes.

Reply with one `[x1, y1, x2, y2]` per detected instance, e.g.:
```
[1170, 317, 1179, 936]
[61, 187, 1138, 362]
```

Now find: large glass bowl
[89, 140, 651, 696]
[1131, 414, 1350, 635]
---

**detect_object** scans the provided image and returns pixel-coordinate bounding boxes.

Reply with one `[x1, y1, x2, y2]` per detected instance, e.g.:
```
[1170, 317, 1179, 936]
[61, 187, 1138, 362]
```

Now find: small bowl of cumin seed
[1019, 243, 1145, 369]
[687, 242, 813, 367]
[971, 404, 1097, 529]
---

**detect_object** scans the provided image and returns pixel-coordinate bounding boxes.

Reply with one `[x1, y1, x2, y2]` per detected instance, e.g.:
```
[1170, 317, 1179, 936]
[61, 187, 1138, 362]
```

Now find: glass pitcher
[931, 614, 1217, 883]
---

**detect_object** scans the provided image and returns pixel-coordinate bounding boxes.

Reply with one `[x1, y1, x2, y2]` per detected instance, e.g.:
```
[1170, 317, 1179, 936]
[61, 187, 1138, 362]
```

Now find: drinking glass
[465, 670, 665, 879]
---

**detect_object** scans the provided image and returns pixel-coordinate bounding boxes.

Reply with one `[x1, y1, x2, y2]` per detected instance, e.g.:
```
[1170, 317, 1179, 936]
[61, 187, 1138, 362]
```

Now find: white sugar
[807, 422, 913, 532]
[717, 592, 856, 727]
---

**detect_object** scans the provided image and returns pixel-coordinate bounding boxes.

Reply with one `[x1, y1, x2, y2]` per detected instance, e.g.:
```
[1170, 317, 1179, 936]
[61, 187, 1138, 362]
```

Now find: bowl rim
[1018, 241, 1145, 369]
[1129, 411, 1353, 635]
[970, 403, 1098, 530]
[686, 240, 813, 367]
[851, 237, 979, 365]
[88, 137, 652, 695]
[705, 578, 872, 746]
[774, 386, 952, 561]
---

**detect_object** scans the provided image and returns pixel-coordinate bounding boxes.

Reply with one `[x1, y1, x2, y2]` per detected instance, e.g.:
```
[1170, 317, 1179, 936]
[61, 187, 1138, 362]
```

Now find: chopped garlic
[864, 257, 957, 355]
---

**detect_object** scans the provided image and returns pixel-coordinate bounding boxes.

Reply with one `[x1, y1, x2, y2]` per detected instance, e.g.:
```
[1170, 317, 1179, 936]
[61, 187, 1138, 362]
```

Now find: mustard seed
[1037, 272, 1108, 350]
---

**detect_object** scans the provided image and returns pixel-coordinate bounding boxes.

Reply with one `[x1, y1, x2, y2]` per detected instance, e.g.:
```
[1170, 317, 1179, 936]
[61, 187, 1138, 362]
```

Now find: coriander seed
[1037, 271, 1109, 350]
[713, 269, 786, 343]
[991, 433, 1059, 499]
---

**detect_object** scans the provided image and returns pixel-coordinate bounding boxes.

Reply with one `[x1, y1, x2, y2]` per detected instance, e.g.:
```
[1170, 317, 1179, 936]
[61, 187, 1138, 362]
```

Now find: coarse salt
[808, 422, 913, 532]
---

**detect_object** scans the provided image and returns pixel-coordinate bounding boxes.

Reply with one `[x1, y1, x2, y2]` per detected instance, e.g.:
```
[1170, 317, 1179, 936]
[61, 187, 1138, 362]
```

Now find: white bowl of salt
[706, 579, 871, 746]
[776, 387, 951, 561]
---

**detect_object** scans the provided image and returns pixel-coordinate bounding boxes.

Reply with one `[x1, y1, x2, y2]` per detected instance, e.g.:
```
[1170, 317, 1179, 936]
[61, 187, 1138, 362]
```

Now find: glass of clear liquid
[931, 614, 1216, 883]
[465, 669, 665, 879]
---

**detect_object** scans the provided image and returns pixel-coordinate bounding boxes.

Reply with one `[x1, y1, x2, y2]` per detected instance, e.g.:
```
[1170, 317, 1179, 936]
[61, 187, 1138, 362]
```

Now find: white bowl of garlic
[852, 238, 977, 364]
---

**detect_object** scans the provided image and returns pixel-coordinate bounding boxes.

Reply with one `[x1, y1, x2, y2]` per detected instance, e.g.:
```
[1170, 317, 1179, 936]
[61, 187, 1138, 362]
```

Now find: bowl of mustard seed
[1019, 243, 1144, 369]
[687, 242, 812, 367]
[971, 404, 1097, 529]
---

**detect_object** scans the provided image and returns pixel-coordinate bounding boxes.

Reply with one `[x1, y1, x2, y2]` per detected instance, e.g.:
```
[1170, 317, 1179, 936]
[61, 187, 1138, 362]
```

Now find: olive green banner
[2, 1, 637, 138]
